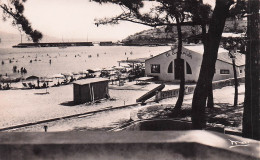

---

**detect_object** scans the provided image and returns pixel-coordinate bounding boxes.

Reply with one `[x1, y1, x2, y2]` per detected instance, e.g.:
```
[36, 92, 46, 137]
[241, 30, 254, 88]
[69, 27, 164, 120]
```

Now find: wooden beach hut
[73, 78, 109, 104]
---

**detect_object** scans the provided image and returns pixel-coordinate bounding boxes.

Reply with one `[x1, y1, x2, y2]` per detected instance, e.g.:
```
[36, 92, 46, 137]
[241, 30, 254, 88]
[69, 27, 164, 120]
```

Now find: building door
[174, 59, 184, 80]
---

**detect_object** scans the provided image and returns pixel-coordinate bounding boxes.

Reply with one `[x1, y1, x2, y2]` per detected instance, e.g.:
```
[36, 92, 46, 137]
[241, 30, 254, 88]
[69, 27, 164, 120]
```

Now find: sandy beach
[0, 77, 245, 132]
[0, 79, 161, 129]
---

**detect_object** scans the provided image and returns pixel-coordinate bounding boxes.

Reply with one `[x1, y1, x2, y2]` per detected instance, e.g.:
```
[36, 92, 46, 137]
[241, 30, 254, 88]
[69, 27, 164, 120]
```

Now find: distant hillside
[122, 18, 247, 46]
[0, 31, 59, 48]
[122, 25, 195, 46]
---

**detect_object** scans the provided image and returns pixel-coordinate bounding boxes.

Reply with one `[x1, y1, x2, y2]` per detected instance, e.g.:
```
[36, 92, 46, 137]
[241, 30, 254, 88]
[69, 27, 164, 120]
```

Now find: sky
[0, 0, 215, 42]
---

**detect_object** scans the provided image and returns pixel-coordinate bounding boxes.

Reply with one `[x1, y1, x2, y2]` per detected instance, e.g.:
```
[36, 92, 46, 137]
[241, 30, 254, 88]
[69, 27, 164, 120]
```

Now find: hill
[121, 18, 247, 46]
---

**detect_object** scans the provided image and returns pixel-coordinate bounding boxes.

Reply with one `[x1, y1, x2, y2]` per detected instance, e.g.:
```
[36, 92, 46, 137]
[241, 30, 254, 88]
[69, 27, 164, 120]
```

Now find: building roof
[184, 45, 228, 55]
[119, 57, 150, 63]
[145, 45, 245, 66]
[217, 52, 245, 66]
[73, 78, 109, 85]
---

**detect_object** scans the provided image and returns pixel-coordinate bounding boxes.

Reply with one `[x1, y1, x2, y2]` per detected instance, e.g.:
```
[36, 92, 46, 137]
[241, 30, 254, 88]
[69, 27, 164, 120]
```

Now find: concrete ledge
[0, 131, 259, 160]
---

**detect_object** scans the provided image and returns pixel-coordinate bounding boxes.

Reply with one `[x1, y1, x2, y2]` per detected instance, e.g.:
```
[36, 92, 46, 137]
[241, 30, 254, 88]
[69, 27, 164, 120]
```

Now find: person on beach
[49, 59, 52, 64]
[43, 82, 47, 88]
[6, 83, 10, 89]
[37, 79, 40, 88]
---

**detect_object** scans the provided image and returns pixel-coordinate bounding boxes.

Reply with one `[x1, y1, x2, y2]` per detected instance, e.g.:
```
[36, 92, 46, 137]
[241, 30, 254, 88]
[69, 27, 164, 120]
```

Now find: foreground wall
[0, 131, 259, 160]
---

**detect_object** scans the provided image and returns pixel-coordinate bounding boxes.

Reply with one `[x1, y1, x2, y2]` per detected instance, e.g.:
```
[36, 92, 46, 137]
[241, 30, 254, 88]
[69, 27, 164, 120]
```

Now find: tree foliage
[0, 0, 43, 43]
[93, 0, 211, 28]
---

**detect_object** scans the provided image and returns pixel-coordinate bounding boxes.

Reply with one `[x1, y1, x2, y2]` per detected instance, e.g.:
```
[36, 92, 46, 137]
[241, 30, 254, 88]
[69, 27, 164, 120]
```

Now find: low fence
[155, 77, 245, 101]
[212, 77, 245, 90]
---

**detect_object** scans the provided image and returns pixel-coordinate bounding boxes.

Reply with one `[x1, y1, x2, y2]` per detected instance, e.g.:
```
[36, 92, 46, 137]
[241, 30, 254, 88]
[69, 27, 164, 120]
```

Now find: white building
[145, 45, 245, 82]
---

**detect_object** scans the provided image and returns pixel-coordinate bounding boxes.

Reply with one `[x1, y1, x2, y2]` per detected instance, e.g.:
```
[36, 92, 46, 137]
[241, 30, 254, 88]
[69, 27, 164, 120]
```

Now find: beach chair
[28, 83, 35, 89]
[22, 83, 28, 88]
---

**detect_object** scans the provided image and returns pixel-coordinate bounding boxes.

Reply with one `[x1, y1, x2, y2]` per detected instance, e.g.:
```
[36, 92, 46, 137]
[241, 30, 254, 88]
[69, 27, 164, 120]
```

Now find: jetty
[12, 42, 94, 48]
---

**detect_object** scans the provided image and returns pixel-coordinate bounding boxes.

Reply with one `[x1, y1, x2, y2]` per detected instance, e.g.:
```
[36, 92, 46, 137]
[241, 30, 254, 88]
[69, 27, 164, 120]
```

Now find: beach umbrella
[87, 69, 95, 73]
[51, 74, 65, 83]
[78, 70, 88, 75]
[72, 71, 79, 75]
[25, 75, 39, 81]
[93, 68, 102, 72]
[62, 72, 73, 77]
[119, 63, 131, 68]
[105, 67, 115, 71]
[114, 66, 125, 70]
[51, 73, 64, 79]
[43, 77, 53, 82]
[39, 77, 52, 83]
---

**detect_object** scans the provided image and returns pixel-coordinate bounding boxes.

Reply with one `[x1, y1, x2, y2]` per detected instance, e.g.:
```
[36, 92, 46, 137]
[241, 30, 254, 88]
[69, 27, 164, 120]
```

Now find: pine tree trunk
[232, 59, 238, 107]
[201, 21, 214, 109]
[207, 82, 214, 108]
[242, 0, 259, 140]
[191, 0, 233, 129]
[175, 18, 185, 110]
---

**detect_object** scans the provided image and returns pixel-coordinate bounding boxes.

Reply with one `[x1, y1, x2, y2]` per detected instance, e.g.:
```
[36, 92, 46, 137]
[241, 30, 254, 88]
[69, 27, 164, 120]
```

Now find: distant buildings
[99, 41, 113, 46]
[145, 45, 245, 82]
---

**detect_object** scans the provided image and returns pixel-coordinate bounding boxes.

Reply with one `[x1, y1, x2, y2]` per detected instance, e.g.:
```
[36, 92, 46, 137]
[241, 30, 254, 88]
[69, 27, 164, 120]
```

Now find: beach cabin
[73, 78, 109, 104]
[145, 45, 245, 82]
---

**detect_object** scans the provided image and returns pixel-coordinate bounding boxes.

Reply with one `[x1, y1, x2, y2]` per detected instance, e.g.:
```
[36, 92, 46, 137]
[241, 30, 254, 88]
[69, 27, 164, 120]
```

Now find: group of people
[0, 83, 10, 90]
[20, 67, 27, 74]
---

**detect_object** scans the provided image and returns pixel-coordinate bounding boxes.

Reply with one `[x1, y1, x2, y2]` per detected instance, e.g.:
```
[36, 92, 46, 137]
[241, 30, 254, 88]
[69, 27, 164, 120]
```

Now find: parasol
[51, 73, 64, 79]
[25, 75, 39, 81]
[87, 69, 95, 73]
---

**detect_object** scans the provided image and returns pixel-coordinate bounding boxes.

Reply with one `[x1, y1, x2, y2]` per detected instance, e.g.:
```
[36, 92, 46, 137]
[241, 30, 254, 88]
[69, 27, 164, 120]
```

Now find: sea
[0, 45, 170, 79]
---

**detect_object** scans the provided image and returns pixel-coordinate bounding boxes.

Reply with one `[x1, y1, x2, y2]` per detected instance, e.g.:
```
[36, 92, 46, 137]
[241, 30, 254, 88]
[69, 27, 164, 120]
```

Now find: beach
[0, 78, 245, 132]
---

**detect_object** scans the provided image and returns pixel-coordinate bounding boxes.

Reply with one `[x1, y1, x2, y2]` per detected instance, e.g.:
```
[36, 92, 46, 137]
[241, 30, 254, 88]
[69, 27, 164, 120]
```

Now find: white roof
[74, 78, 109, 85]
[184, 45, 228, 55]
[217, 52, 245, 66]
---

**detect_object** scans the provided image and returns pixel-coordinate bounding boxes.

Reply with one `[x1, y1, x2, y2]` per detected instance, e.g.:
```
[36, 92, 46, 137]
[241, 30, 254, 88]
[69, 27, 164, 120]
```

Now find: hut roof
[73, 78, 109, 85]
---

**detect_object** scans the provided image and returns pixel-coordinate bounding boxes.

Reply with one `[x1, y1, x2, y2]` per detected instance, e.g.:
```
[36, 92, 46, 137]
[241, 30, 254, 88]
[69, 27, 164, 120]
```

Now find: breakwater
[13, 42, 94, 48]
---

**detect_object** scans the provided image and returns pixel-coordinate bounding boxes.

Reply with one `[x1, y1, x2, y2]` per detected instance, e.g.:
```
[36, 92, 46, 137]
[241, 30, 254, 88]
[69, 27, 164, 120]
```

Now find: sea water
[0, 46, 170, 78]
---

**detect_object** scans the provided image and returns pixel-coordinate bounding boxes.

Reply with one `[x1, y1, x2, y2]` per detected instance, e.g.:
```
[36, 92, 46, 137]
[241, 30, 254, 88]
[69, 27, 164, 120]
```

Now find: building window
[186, 62, 192, 74]
[151, 64, 160, 73]
[220, 69, 230, 74]
[240, 70, 242, 73]
[168, 62, 173, 73]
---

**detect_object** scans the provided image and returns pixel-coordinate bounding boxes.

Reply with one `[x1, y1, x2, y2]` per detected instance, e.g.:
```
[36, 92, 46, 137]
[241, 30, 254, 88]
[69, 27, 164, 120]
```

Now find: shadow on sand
[34, 92, 50, 95]
[60, 101, 77, 106]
